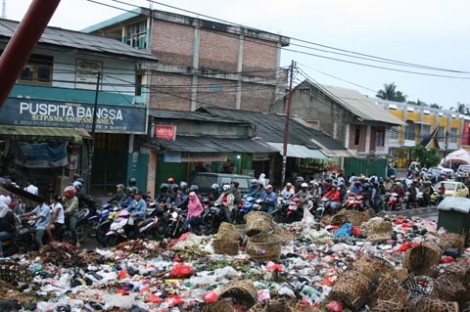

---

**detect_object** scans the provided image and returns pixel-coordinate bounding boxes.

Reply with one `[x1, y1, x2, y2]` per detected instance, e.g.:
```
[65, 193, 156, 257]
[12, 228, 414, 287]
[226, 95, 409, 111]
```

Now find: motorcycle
[232, 196, 258, 224]
[314, 197, 337, 221]
[63, 208, 91, 244]
[272, 198, 291, 223]
[200, 204, 228, 235]
[164, 206, 187, 239]
[385, 192, 400, 210]
[343, 192, 364, 210]
[1, 217, 36, 255]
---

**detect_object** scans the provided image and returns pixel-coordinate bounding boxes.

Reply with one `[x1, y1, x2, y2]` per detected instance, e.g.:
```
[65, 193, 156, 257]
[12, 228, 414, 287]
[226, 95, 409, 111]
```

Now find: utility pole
[0, 0, 61, 108]
[281, 60, 295, 186]
[87, 72, 101, 193]
[2, 0, 6, 19]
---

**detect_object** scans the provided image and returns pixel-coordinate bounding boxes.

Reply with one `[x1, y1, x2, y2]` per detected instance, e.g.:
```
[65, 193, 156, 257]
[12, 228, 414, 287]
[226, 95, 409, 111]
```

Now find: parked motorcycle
[343, 192, 364, 210]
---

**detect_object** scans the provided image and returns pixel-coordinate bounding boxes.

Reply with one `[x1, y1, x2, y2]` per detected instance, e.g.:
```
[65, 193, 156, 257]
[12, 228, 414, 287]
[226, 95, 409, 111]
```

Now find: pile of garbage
[0, 209, 469, 312]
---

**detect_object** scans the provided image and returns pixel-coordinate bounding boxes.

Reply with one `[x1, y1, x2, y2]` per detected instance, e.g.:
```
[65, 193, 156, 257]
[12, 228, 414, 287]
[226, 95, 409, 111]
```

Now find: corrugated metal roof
[149, 109, 246, 124]
[198, 107, 347, 151]
[305, 81, 405, 126]
[0, 19, 157, 61]
[267, 143, 327, 159]
[0, 125, 92, 144]
[157, 136, 277, 153]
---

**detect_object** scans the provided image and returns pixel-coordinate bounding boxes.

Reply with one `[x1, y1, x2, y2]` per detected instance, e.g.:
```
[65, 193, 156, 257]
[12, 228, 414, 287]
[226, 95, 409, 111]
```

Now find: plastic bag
[326, 300, 343, 312]
[334, 223, 352, 238]
[170, 264, 195, 278]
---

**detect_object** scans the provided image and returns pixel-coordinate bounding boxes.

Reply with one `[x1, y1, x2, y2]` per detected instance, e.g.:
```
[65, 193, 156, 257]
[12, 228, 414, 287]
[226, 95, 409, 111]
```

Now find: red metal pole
[0, 0, 61, 107]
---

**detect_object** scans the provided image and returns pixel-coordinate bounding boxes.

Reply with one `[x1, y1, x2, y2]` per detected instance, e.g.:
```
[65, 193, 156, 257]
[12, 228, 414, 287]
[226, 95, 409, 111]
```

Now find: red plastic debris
[203, 290, 219, 303]
[326, 300, 343, 312]
[350, 226, 362, 237]
[321, 277, 335, 286]
[116, 288, 130, 295]
[170, 264, 195, 278]
[146, 294, 163, 303]
[178, 232, 192, 241]
[441, 256, 454, 264]
[165, 295, 183, 307]
[397, 242, 412, 252]
[265, 264, 284, 272]
[117, 269, 128, 279]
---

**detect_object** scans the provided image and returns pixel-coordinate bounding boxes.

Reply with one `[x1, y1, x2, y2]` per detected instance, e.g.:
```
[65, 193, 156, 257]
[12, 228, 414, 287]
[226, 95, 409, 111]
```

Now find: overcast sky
[7, 0, 470, 109]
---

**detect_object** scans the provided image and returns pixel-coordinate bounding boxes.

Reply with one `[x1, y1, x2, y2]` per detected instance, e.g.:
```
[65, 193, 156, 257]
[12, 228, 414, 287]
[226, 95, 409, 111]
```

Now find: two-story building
[376, 99, 465, 168]
[0, 18, 157, 195]
[83, 8, 290, 113]
[271, 80, 404, 176]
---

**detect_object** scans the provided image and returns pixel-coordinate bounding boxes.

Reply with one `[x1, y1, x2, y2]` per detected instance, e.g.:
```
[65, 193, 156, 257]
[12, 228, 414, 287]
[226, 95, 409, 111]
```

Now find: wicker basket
[370, 276, 410, 309]
[439, 232, 465, 253]
[217, 222, 241, 241]
[338, 209, 369, 226]
[371, 300, 404, 312]
[248, 299, 293, 312]
[410, 297, 459, 312]
[403, 242, 442, 276]
[245, 211, 273, 236]
[183, 301, 236, 312]
[362, 219, 393, 242]
[328, 270, 373, 310]
[220, 280, 257, 308]
[351, 257, 395, 283]
[431, 275, 467, 303]
[246, 233, 282, 262]
[330, 213, 348, 226]
[364, 207, 376, 218]
[272, 223, 294, 245]
[212, 238, 240, 256]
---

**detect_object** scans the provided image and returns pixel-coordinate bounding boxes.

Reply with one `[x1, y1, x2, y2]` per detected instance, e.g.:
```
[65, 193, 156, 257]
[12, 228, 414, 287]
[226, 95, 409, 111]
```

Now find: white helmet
[72, 180, 83, 191]
[301, 183, 308, 188]
[222, 184, 231, 193]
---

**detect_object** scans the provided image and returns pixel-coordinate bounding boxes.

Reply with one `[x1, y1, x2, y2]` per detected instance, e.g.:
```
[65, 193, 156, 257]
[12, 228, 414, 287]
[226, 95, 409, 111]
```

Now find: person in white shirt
[46, 194, 65, 242]
[24, 181, 38, 195]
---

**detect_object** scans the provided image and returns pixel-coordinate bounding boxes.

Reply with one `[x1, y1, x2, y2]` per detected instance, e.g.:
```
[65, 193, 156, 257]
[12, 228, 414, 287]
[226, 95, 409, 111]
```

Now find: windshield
[459, 165, 470, 172]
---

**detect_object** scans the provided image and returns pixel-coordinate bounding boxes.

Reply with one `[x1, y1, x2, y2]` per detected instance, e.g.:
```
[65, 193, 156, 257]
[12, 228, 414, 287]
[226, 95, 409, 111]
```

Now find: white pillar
[190, 25, 200, 111]
[236, 30, 244, 110]
[365, 125, 371, 154]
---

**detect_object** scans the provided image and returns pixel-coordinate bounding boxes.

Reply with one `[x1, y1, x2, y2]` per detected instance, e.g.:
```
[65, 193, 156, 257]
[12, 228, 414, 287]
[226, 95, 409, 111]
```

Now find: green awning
[0, 125, 92, 144]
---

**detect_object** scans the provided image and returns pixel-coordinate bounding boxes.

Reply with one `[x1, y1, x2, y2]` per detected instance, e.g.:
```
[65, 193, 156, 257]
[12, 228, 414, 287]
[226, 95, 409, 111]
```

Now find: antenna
[2, 0, 5, 19]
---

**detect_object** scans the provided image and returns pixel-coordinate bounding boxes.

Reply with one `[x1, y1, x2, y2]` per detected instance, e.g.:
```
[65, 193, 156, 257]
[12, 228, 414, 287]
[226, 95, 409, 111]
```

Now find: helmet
[129, 178, 137, 187]
[301, 183, 308, 188]
[63, 186, 76, 199]
[251, 179, 258, 186]
[211, 183, 220, 190]
[230, 180, 239, 188]
[296, 176, 304, 183]
[222, 184, 231, 193]
[395, 182, 401, 186]
[265, 184, 273, 191]
[180, 181, 188, 190]
[354, 180, 362, 186]
[189, 185, 199, 192]
[128, 187, 138, 194]
[160, 183, 169, 191]
[72, 180, 83, 191]
[73, 173, 81, 181]
[167, 177, 175, 184]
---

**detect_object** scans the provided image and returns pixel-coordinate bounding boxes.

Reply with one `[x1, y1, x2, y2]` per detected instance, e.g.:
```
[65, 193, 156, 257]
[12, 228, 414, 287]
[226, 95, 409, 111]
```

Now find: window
[390, 126, 399, 140]
[135, 74, 143, 96]
[421, 125, 431, 138]
[450, 128, 458, 143]
[438, 127, 445, 141]
[18, 54, 52, 85]
[354, 126, 360, 145]
[376, 129, 385, 147]
[126, 21, 147, 49]
[404, 121, 415, 140]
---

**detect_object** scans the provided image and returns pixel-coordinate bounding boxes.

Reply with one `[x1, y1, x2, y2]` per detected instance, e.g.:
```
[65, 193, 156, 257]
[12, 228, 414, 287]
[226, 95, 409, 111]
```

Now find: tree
[450, 102, 470, 115]
[411, 145, 440, 168]
[376, 82, 407, 102]
[429, 103, 441, 109]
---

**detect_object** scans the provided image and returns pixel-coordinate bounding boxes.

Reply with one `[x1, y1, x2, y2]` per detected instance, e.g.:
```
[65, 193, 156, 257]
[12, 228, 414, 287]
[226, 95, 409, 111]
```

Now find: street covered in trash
[1, 206, 469, 312]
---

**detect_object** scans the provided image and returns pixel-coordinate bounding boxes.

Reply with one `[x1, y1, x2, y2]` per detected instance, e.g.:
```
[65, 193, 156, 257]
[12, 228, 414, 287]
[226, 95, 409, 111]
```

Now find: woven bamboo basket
[244, 211, 273, 236]
[362, 219, 393, 242]
[329, 213, 348, 226]
[431, 275, 467, 303]
[183, 301, 236, 312]
[444, 261, 470, 301]
[248, 299, 292, 312]
[212, 238, 240, 256]
[328, 270, 373, 310]
[272, 223, 295, 245]
[352, 257, 395, 283]
[338, 209, 369, 226]
[409, 297, 459, 312]
[403, 242, 442, 276]
[364, 207, 376, 218]
[246, 233, 282, 262]
[371, 300, 404, 312]
[370, 276, 410, 309]
[403, 275, 434, 297]
[462, 302, 470, 312]
[0, 260, 31, 285]
[220, 280, 257, 308]
[438, 232, 465, 253]
[217, 222, 241, 241]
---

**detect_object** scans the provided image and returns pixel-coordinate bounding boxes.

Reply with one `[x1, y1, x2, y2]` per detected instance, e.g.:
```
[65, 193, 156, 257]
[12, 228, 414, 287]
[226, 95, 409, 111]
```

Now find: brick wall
[240, 82, 276, 112]
[150, 73, 192, 111]
[243, 38, 277, 78]
[151, 20, 194, 66]
[199, 29, 238, 72]
[195, 77, 237, 109]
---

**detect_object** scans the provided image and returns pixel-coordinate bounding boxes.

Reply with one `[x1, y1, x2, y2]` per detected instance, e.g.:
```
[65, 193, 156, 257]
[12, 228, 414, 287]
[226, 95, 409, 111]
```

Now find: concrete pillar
[190, 25, 200, 111]
[365, 125, 371, 154]
[236, 29, 244, 110]
[274, 42, 282, 100]
[344, 124, 350, 149]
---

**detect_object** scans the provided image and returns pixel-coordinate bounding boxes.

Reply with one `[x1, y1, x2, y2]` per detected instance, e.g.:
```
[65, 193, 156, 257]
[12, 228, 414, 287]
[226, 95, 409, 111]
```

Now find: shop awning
[158, 136, 277, 154]
[0, 125, 92, 144]
[319, 148, 357, 158]
[267, 143, 327, 159]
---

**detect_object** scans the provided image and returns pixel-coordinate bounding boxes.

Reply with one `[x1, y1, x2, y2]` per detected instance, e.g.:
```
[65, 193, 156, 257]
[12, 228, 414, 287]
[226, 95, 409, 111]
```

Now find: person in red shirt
[324, 185, 341, 211]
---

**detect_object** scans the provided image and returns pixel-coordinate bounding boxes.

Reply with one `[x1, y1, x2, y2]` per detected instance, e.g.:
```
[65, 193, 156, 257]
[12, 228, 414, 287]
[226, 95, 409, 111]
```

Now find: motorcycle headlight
[171, 211, 178, 219]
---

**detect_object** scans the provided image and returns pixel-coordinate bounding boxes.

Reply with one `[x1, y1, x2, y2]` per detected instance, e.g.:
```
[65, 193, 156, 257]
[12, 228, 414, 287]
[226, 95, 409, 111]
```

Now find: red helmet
[167, 177, 175, 184]
[63, 186, 76, 199]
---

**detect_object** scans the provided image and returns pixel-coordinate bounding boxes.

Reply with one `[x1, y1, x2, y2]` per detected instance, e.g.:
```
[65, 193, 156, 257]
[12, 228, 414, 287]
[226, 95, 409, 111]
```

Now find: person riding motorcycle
[214, 184, 234, 222]
[295, 183, 311, 208]
[323, 185, 341, 212]
[260, 184, 277, 214]
[349, 180, 363, 194]
[406, 181, 418, 209]
[120, 187, 137, 209]
[208, 183, 220, 202]
[126, 190, 147, 225]
[230, 181, 242, 209]
[421, 180, 434, 206]
[280, 182, 295, 200]
[109, 184, 127, 205]
[249, 181, 265, 199]
[156, 183, 172, 206]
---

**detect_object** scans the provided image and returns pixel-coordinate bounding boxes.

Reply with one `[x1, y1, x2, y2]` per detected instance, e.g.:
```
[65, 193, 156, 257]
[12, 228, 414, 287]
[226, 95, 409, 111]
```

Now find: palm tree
[450, 102, 469, 115]
[376, 83, 407, 102]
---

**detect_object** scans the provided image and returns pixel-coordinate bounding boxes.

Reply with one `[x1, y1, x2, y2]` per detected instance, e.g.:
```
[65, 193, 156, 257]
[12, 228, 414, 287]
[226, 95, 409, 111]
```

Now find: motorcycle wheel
[76, 223, 89, 243]
[88, 219, 99, 238]
[106, 235, 119, 247]
[96, 224, 109, 246]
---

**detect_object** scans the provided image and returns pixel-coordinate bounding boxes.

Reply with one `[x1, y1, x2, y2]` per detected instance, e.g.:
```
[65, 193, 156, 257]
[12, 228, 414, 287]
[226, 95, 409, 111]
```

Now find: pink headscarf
[187, 192, 203, 220]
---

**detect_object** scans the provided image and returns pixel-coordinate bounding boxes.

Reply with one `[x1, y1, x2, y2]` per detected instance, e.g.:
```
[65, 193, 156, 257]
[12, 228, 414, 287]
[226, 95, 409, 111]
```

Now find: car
[456, 164, 470, 178]
[192, 172, 255, 197]
[433, 181, 469, 198]
[427, 167, 443, 179]
[440, 167, 455, 179]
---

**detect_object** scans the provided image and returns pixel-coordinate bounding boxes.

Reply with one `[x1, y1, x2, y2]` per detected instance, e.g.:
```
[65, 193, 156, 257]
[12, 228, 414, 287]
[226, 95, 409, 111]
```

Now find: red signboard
[155, 124, 176, 140]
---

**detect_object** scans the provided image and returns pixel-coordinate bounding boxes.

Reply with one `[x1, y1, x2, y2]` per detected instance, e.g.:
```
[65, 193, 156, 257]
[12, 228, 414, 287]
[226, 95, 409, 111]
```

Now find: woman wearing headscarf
[0, 202, 16, 256]
[184, 192, 204, 234]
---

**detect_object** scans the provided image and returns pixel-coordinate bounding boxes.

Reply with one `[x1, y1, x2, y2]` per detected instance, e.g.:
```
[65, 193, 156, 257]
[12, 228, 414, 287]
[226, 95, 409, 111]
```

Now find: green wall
[344, 158, 387, 178]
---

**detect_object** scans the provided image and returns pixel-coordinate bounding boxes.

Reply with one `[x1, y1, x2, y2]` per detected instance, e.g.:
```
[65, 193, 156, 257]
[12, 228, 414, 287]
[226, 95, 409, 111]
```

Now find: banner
[0, 98, 147, 134]
[156, 125, 176, 140]
[16, 142, 68, 168]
